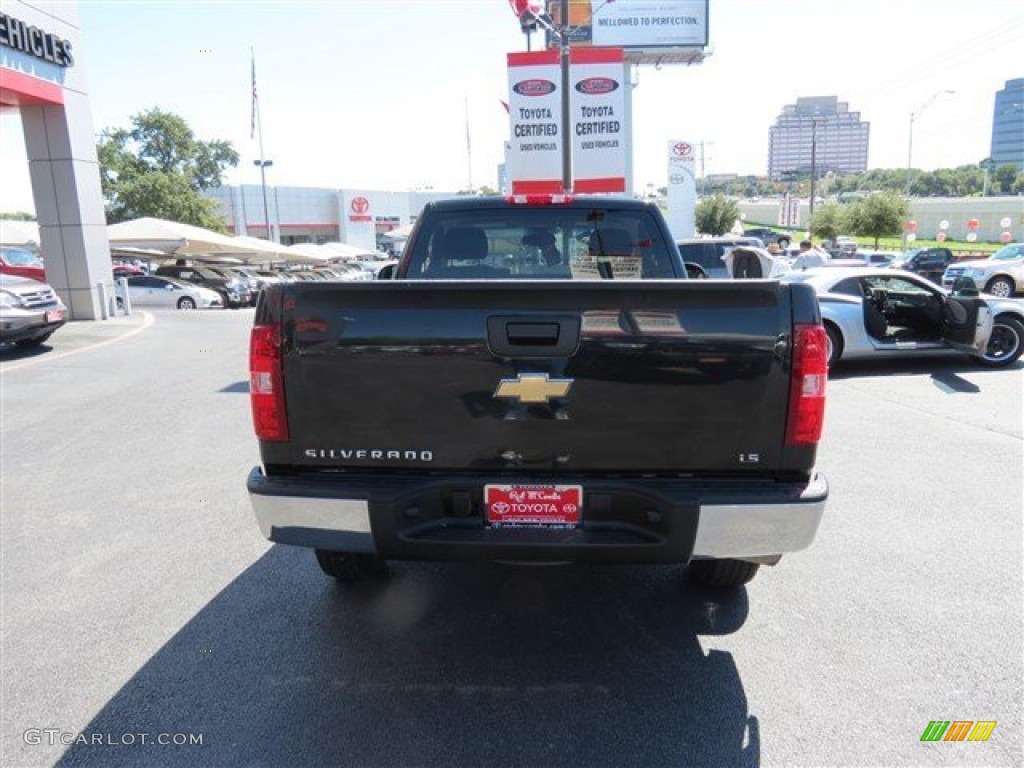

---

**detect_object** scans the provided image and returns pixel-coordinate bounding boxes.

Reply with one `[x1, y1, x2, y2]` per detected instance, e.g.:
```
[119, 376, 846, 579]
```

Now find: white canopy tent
[381, 224, 414, 241]
[108, 217, 327, 265]
[107, 217, 258, 257]
[285, 243, 333, 264]
[218, 235, 308, 265]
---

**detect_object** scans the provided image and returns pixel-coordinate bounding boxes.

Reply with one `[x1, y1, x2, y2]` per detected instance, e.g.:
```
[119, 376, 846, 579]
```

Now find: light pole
[253, 159, 274, 241]
[905, 90, 955, 196]
[808, 118, 825, 231]
[558, 0, 571, 193]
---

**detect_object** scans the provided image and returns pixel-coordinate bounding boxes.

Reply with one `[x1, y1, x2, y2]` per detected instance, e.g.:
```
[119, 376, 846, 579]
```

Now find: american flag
[250, 49, 257, 139]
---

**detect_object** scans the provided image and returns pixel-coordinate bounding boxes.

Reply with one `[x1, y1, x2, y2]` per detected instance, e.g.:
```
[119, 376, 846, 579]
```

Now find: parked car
[154, 264, 251, 308]
[825, 250, 896, 268]
[257, 270, 294, 283]
[231, 267, 281, 291]
[675, 236, 765, 278]
[835, 236, 859, 254]
[781, 267, 1024, 368]
[0, 273, 67, 347]
[112, 262, 145, 277]
[289, 271, 325, 282]
[329, 262, 377, 281]
[123, 275, 223, 309]
[203, 266, 260, 305]
[941, 243, 1023, 298]
[742, 227, 793, 249]
[852, 250, 897, 266]
[0, 245, 46, 282]
[888, 247, 954, 284]
[347, 261, 390, 279]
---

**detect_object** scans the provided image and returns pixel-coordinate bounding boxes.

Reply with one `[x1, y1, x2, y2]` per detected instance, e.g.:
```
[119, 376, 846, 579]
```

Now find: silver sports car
[781, 267, 1024, 368]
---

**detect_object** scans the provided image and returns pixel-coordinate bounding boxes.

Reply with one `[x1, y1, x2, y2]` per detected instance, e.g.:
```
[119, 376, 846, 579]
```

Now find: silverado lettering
[304, 449, 434, 461]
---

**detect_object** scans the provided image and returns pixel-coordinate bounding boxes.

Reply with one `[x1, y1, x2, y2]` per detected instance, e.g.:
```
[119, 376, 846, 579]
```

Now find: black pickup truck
[247, 196, 829, 588]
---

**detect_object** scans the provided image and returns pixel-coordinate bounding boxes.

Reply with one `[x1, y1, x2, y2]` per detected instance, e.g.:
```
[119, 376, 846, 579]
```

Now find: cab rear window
[403, 208, 679, 280]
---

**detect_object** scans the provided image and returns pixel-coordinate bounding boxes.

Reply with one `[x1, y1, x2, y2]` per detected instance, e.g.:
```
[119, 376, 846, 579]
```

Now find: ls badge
[494, 373, 573, 404]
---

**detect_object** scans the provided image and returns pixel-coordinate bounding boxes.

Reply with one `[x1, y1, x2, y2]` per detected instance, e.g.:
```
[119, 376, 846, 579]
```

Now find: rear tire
[777, 236, 791, 250]
[688, 558, 760, 587]
[314, 549, 388, 582]
[985, 276, 1015, 298]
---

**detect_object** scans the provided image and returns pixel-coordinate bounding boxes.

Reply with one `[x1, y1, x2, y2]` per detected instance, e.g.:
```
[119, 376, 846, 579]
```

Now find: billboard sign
[570, 47, 625, 193]
[546, 0, 709, 62]
[506, 50, 563, 194]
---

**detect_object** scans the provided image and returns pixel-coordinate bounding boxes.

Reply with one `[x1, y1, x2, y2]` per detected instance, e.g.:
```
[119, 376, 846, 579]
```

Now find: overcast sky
[1, 0, 1021, 212]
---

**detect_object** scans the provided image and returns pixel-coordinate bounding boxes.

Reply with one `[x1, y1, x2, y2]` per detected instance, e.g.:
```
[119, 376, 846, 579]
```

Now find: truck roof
[422, 195, 660, 213]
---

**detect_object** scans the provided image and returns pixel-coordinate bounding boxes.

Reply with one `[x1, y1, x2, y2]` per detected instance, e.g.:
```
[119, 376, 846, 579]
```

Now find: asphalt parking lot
[1, 307, 1021, 767]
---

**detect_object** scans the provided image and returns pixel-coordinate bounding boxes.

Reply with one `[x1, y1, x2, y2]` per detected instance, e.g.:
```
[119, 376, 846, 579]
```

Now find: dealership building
[203, 185, 461, 251]
[1, 0, 112, 319]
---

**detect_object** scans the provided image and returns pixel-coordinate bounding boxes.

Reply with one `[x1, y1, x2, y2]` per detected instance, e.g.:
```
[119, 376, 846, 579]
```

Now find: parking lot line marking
[0, 310, 155, 374]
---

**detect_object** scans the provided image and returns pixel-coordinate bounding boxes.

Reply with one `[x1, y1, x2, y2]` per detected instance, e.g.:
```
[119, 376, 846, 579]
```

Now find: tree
[809, 203, 845, 242]
[845, 193, 909, 248]
[98, 108, 239, 229]
[1013, 171, 1024, 196]
[993, 164, 1019, 195]
[695, 195, 740, 236]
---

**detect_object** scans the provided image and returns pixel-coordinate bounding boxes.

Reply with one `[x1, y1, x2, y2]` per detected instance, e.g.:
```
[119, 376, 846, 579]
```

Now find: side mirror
[166, 284, 176, 291]
[951, 276, 979, 297]
[377, 264, 397, 280]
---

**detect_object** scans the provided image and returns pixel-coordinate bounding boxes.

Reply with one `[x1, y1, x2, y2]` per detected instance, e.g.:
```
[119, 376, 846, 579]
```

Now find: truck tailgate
[264, 281, 798, 474]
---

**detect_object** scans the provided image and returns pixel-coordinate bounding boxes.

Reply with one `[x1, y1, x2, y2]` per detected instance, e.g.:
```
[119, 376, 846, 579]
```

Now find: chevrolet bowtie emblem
[494, 373, 573, 404]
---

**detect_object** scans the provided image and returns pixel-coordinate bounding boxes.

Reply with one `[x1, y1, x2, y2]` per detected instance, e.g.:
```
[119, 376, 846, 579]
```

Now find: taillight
[250, 324, 289, 441]
[505, 194, 574, 205]
[785, 323, 828, 446]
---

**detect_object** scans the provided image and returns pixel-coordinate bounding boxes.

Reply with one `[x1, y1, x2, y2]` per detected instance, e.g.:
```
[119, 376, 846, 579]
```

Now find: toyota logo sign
[672, 142, 692, 157]
[351, 197, 370, 214]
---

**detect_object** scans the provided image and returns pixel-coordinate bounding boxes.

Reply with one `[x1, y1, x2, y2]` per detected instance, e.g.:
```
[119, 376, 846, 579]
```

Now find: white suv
[942, 243, 1023, 298]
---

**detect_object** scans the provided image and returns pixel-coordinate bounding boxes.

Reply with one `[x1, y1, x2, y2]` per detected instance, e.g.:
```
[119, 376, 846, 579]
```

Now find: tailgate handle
[507, 323, 559, 345]
[487, 316, 581, 358]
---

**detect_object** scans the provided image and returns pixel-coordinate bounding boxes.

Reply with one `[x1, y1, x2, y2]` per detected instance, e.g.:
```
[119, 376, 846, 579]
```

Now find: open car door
[941, 295, 993, 353]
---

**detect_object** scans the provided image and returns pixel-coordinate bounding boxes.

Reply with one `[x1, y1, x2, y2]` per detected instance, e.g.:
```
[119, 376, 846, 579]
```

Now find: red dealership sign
[349, 196, 371, 222]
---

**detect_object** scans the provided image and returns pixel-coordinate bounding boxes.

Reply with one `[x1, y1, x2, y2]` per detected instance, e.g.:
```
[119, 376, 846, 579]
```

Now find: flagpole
[251, 47, 274, 242]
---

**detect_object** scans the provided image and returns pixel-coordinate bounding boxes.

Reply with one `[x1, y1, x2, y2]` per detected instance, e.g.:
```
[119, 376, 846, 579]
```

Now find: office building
[768, 96, 869, 180]
[990, 78, 1024, 170]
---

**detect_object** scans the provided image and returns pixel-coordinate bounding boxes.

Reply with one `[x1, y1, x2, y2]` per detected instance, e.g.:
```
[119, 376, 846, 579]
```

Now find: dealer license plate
[45, 309, 63, 323]
[485, 484, 582, 527]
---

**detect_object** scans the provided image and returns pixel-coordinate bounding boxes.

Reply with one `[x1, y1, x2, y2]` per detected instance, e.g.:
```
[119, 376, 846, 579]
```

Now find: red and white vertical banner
[569, 47, 625, 193]
[666, 140, 696, 238]
[778, 193, 799, 228]
[507, 50, 563, 194]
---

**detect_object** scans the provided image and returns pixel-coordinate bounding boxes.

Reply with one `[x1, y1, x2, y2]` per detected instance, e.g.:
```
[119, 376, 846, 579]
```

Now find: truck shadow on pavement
[57, 546, 758, 768]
